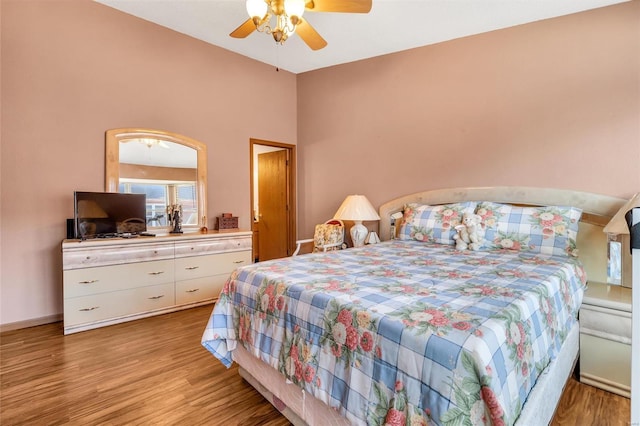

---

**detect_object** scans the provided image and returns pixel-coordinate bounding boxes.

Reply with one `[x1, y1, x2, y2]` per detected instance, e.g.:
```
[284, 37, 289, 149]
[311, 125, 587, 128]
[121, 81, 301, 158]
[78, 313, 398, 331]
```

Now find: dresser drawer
[63, 242, 174, 269]
[64, 260, 175, 298]
[580, 333, 631, 397]
[62, 231, 253, 334]
[175, 273, 228, 305]
[578, 281, 632, 398]
[175, 251, 251, 281]
[580, 303, 632, 343]
[174, 237, 252, 258]
[64, 282, 175, 327]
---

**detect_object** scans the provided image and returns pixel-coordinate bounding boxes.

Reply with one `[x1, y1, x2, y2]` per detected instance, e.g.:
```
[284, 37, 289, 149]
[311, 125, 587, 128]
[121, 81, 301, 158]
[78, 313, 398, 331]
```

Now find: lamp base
[350, 221, 368, 248]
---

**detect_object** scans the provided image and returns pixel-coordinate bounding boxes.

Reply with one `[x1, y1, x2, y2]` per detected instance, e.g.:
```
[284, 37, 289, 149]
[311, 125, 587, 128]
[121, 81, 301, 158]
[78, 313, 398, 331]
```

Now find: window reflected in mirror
[105, 129, 207, 233]
[607, 237, 622, 285]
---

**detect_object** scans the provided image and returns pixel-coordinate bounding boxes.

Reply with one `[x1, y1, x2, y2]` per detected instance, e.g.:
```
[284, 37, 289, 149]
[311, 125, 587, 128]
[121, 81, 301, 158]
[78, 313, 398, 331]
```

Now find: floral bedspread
[202, 240, 586, 425]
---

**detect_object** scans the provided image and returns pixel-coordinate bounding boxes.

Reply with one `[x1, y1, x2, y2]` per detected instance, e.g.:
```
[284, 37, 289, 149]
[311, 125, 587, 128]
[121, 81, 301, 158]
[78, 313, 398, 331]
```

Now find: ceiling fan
[230, 0, 372, 50]
[135, 138, 170, 149]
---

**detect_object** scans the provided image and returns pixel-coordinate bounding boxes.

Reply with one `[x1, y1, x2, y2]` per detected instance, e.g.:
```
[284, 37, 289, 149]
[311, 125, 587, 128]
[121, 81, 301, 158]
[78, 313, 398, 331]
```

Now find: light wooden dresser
[579, 281, 632, 397]
[62, 231, 252, 334]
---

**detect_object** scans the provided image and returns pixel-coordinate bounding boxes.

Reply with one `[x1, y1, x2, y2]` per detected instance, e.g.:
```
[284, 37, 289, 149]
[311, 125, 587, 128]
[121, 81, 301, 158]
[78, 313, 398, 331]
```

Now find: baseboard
[0, 314, 62, 333]
[580, 372, 631, 398]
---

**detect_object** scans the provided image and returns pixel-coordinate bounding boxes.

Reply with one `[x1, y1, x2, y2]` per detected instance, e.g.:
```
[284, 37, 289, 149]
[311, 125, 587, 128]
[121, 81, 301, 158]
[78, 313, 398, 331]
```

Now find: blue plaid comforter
[202, 240, 586, 425]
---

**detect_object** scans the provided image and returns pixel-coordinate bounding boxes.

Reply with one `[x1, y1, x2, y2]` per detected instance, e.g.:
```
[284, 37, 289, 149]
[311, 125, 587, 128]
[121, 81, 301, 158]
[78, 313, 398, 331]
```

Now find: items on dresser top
[73, 191, 147, 239]
[215, 213, 239, 230]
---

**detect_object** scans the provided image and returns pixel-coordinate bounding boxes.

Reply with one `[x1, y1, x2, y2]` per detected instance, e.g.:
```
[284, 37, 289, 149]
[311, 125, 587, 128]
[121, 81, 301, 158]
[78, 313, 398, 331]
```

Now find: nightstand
[579, 281, 632, 397]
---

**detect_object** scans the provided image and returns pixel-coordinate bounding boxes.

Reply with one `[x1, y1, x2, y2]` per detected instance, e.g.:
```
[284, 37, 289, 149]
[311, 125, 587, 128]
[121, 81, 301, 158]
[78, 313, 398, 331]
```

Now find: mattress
[202, 240, 586, 425]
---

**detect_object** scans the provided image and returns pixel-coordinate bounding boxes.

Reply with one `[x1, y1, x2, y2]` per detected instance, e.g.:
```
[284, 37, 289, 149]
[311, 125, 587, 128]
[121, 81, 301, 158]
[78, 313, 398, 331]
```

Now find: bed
[202, 187, 627, 425]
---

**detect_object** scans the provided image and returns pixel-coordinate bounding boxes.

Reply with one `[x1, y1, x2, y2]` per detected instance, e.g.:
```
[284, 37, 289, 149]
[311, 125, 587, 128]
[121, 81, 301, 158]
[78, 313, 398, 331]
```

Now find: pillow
[313, 223, 343, 251]
[476, 201, 582, 257]
[399, 202, 478, 245]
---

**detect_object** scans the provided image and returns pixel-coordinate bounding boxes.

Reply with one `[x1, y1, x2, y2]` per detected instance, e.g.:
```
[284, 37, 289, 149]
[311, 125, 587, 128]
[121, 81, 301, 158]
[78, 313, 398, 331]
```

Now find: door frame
[249, 138, 297, 257]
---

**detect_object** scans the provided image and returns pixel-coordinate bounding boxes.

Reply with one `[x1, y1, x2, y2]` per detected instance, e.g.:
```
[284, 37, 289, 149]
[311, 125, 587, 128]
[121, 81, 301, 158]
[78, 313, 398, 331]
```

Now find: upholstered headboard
[379, 186, 629, 286]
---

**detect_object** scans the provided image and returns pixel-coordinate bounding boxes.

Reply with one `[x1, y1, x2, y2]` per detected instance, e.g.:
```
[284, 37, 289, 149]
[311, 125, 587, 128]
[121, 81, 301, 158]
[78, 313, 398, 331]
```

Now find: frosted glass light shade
[333, 195, 380, 222]
[246, 0, 267, 19]
[604, 193, 640, 235]
[284, 0, 305, 18]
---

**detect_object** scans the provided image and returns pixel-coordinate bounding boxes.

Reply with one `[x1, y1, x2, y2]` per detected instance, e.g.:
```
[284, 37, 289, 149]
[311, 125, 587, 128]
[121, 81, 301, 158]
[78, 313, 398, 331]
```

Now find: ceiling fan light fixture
[272, 29, 284, 43]
[231, 0, 371, 50]
[246, 0, 267, 21]
[284, 0, 305, 20]
[245, 0, 301, 45]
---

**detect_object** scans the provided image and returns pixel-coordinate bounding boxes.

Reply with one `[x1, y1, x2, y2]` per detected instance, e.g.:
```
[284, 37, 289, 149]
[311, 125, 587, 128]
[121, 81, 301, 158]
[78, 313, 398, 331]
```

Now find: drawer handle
[79, 306, 99, 311]
[148, 271, 165, 275]
[186, 288, 200, 293]
[233, 260, 245, 264]
[148, 295, 165, 300]
[185, 266, 199, 270]
[78, 279, 98, 284]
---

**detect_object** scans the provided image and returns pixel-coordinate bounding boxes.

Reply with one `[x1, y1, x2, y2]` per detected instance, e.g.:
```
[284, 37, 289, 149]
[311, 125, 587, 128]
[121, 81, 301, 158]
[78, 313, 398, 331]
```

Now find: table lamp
[334, 195, 380, 248]
[603, 193, 640, 235]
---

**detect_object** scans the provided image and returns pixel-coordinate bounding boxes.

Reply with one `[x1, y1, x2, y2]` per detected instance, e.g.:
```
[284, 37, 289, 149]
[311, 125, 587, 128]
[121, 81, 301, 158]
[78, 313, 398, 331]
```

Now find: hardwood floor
[1, 306, 289, 426]
[1, 306, 630, 425]
[552, 378, 630, 426]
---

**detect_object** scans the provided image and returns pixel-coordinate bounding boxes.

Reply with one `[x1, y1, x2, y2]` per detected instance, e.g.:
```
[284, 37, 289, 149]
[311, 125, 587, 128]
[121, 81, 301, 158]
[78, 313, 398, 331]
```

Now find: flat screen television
[74, 191, 146, 239]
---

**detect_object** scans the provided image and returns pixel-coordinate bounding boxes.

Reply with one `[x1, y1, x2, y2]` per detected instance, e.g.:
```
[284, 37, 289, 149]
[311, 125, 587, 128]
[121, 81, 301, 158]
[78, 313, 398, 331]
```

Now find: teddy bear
[453, 212, 485, 251]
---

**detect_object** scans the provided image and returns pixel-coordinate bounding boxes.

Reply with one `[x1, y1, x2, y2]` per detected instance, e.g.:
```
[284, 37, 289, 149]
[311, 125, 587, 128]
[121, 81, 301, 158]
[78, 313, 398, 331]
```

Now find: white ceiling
[95, 0, 627, 74]
[120, 139, 197, 168]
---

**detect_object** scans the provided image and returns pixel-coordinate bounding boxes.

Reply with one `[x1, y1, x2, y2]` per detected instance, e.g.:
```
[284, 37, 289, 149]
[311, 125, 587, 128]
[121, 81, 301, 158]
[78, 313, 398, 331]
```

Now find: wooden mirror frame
[105, 128, 207, 231]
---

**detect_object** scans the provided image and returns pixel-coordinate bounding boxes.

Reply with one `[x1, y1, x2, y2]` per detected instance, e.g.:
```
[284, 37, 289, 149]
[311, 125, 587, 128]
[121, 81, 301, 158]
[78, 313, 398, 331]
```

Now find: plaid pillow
[399, 202, 478, 245]
[476, 202, 582, 257]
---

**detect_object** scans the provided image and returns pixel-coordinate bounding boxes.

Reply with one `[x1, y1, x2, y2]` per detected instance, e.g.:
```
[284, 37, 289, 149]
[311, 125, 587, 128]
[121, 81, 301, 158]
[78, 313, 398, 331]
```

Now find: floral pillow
[399, 202, 478, 245]
[476, 201, 582, 257]
[313, 223, 344, 251]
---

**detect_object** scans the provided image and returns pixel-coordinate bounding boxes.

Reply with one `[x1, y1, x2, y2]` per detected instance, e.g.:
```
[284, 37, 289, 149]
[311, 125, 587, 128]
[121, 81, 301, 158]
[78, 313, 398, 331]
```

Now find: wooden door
[257, 150, 289, 260]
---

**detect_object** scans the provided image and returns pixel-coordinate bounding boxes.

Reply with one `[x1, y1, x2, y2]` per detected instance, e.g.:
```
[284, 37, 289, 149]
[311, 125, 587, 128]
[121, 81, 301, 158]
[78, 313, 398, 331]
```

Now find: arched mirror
[105, 128, 207, 232]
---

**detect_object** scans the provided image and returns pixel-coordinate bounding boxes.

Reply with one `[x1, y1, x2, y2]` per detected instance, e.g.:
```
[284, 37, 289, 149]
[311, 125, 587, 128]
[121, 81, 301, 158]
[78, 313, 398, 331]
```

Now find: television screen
[74, 191, 146, 238]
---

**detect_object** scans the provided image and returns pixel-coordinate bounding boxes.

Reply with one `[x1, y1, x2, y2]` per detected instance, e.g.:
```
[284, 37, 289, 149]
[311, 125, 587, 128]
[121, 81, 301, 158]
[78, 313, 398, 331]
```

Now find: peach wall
[0, 0, 297, 325]
[297, 2, 640, 237]
[2, 1, 639, 327]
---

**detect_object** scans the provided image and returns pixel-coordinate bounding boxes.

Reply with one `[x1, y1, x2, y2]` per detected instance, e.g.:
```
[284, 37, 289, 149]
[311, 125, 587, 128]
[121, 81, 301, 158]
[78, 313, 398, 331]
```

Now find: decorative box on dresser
[579, 281, 632, 397]
[62, 231, 252, 334]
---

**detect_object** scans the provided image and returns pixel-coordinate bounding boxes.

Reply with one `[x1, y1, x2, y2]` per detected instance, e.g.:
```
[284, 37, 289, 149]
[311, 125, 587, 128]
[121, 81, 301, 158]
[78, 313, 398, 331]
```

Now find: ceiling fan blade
[305, 0, 372, 13]
[296, 19, 327, 50]
[230, 18, 256, 38]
